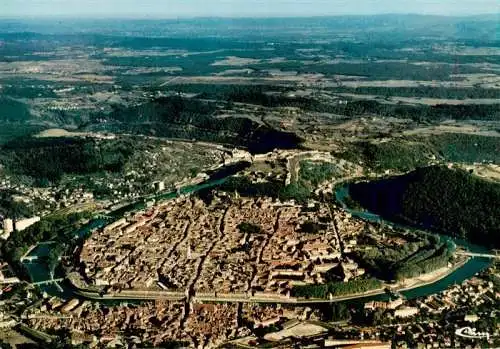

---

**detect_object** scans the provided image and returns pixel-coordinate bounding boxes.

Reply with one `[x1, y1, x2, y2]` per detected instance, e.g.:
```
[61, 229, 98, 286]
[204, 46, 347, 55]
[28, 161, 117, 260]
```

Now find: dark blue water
[28, 242, 55, 258]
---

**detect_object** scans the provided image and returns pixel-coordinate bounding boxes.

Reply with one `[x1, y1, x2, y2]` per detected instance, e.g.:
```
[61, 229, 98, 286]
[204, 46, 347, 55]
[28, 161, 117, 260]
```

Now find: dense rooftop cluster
[79, 194, 373, 297]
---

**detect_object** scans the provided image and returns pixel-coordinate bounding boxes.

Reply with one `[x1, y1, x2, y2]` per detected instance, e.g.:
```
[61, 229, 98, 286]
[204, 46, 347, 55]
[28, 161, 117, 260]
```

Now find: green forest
[356, 233, 455, 281]
[339, 140, 432, 172]
[392, 241, 454, 280]
[0, 97, 32, 122]
[349, 166, 500, 248]
[299, 161, 340, 186]
[200, 161, 341, 204]
[292, 278, 382, 298]
[0, 190, 33, 218]
[339, 133, 500, 172]
[330, 86, 500, 99]
[249, 60, 487, 80]
[426, 133, 500, 164]
[0, 137, 137, 184]
[319, 100, 500, 122]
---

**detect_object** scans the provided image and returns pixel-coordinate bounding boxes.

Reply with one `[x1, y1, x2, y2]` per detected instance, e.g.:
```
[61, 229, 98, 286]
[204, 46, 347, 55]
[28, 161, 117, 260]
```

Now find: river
[23, 174, 491, 304]
[335, 185, 491, 301]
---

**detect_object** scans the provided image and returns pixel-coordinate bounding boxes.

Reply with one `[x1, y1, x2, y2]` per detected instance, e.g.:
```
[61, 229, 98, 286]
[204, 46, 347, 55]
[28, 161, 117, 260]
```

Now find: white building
[3, 218, 13, 235]
[153, 181, 165, 192]
[0, 218, 14, 240]
[464, 314, 479, 323]
[394, 307, 419, 318]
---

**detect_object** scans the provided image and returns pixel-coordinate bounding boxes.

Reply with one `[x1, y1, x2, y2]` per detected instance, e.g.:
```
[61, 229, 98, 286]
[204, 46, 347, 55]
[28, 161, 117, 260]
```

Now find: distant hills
[0, 14, 498, 42]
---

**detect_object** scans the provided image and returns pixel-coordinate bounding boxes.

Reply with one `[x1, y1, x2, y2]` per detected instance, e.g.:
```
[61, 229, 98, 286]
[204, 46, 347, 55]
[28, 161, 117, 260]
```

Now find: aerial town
[79, 194, 349, 294]
[0, 9, 499, 349]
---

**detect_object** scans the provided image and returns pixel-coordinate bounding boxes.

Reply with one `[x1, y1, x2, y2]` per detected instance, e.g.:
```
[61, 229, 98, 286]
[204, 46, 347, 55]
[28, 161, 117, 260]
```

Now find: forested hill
[349, 166, 500, 248]
[0, 137, 134, 184]
[87, 96, 303, 154]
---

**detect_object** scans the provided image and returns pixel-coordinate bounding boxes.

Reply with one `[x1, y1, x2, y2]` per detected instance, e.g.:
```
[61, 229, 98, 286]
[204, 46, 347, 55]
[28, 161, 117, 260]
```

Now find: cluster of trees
[165, 85, 499, 126]
[205, 161, 251, 181]
[1, 211, 93, 266]
[357, 235, 456, 281]
[213, 95, 500, 123]
[0, 97, 32, 122]
[197, 176, 314, 204]
[0, 340, 15, 349]
[316, 100, 500, 122]
[330, 86, 500, 99]
[1, 85, 58, 99]
[196, 176, 280, 204]
[299, 161, 339, 187]
[340, 132, 500, 173]
[279, 181, 312, 203]
[322, 303, 351, 322]
[355, 235, 431, 280]
[165, 84, 292, 101]
[0, 189, 33, 218]
[237, 222, 262, 234]
[392, 242, 454, 280]
[0, 124, 46, 146]
[219, 86, 317, 110]
[341, 195, 365, 211]
[426, 133, 500, 164]
[104, 54, 223, 75]
[84, 93, 495, 156]
[258, 97, 500, 122]
[104, 44, 495, 81]
[103, 44, 282, 75]
[349, 166, 500, 248]
[300, 221, 325, 234]
[46, 244, 65, 274]
[392, 103, 500, 122]
[250, 61, 485, 81]
[0, 137, 136, 184]
[292, 278, 382, 298]
[339, 140, 432, 172]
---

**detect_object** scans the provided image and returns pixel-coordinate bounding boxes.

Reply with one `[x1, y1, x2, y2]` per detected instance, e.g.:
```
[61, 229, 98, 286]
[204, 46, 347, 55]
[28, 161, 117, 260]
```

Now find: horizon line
[0, 12, 498, 21]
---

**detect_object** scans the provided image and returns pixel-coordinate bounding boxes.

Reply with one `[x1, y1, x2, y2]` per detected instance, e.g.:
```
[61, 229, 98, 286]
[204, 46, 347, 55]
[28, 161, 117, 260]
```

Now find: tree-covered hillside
[339, 133, 500, 172]
[89, 96, 302, 153]
[349, 166, 500, 248]
[0, 137, 135, 184]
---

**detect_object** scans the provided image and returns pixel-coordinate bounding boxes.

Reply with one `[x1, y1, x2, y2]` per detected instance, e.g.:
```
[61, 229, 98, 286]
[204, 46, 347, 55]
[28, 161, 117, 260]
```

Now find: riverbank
[65, 257, 470, 304]
[394, 257, 469, 293]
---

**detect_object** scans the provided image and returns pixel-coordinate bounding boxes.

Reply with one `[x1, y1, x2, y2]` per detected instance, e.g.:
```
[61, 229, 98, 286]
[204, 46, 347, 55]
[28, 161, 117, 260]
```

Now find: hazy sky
[2, 0, 499, 18]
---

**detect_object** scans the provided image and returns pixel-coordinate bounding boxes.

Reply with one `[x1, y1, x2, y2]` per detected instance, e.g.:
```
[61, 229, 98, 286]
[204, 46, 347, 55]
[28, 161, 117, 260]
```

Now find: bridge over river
[456, 251, 500, 259]
[31, 278, 64, 286]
